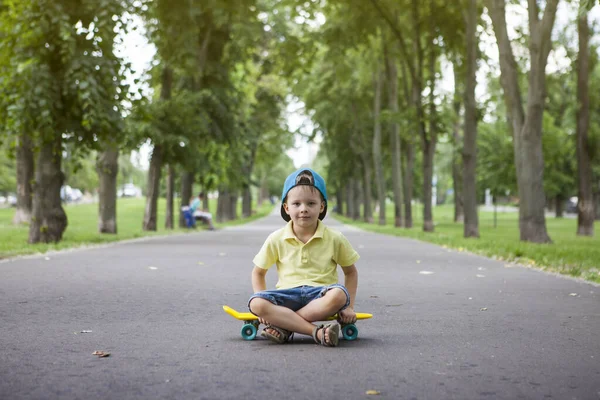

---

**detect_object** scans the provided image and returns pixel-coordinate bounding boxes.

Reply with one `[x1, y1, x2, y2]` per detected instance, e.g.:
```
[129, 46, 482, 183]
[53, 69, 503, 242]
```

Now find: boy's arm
[339, 264, 358, 323]
[251, 266, 268, 293]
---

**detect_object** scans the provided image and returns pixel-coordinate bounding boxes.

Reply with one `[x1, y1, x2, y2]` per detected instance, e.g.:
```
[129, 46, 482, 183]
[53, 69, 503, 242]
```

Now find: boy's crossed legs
[248, 285, 349, 346]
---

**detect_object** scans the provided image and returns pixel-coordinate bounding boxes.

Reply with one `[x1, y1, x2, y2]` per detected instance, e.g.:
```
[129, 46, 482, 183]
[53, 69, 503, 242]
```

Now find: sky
[118, 3, 599, 170]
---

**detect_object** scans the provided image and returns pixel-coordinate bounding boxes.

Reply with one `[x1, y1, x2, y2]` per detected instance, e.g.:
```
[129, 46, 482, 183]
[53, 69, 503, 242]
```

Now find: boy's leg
[249, 287, 345, 344]
[295, 287, 348, 323]
[249, 298, 315, 337]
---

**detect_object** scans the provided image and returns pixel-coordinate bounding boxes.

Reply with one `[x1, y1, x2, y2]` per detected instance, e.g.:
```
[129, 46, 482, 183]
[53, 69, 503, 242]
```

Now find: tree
[96, 148, 119, 233]
[0, 0, 130, 243]
[576, 6, 594, 235]
[383, 39, 404, 227]
[12, 133, 33, 224]
[485, 0, 558, 243]
[372, 62, 386, 225]
[462, 0, 479, 238]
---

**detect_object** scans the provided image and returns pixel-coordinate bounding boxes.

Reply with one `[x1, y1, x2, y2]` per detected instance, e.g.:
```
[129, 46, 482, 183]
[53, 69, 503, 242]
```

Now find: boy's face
[283, 185, 324, 229]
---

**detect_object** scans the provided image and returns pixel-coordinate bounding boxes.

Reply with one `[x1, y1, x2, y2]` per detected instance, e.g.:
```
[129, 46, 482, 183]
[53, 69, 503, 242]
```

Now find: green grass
[334, 204, 600, 284]
[0, 198, 275, 259]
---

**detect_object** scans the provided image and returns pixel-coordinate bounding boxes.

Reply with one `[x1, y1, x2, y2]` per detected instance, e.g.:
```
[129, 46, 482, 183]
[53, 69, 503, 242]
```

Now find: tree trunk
[179, 171, 193, 228]
[452, 151, 464, 223]
[28, 135, 67, 243]
[258, 171, 269, 206]
[372, 66, 386, 225]
[422, 0, 437, 233]
[217, 188, 231, 222]
[422, 138, 436, 232]
[463, 0, 480, 238]
[143, 144, 163, 231]
[353, 179, 362, 220]
[336, 190, 344, 215]
[165, 164, 174, 229]
[202, 190, 209, 210]
[230, 191, 238, 220]
[346, 183, 355, 219]
[385, 44, 403, 227]
[576, 9, 594, 236]
[96, 147, 119, 234]
[362, 155, 374, 223]
[403, 139, 414, 228]
[242, 186, 252, 217]
[143, 66, 172, 232]
[486, 0, 556, 243]
[13, 132, 34, 225]
[555, 195, 564, 218]
[452, 61, 464, 223]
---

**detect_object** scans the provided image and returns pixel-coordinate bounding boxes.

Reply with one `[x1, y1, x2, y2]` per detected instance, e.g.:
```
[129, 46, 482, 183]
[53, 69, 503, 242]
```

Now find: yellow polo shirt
[253, 220, 360, 289]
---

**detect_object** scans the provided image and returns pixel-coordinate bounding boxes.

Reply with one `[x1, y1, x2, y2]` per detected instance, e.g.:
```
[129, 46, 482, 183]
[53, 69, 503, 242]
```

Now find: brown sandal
[261, 325, 293, 344]
[312, 323, 340, 347]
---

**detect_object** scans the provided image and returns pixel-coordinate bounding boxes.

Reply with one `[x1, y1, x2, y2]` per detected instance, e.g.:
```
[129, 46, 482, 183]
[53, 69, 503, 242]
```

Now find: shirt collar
[283, 220, 325, 241]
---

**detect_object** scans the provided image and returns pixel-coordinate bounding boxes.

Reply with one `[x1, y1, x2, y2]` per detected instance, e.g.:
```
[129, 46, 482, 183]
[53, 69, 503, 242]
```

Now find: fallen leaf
[80, 330, 92, 333]
[419, 271, 434, 275]
[148, 266, 158, 270]
[92, 351, 110, 357]
[366, 390, 381, 395]
[197, 262, 205, 265]
[477, 267, 486, 271]
[476, 274, 486, 278]
[370, 295, 379, 298]
[45, 257, 50, 261]
[416, 260, 421, 264]
[218, 252, 226, 256]
[480, 308, 488, 311]
[569, 293, 578, 297]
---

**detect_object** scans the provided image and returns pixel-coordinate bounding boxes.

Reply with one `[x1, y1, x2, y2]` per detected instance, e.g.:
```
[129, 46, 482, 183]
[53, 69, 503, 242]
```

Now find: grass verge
[334, 204, 600, 284]
[0, 198, 274, 259]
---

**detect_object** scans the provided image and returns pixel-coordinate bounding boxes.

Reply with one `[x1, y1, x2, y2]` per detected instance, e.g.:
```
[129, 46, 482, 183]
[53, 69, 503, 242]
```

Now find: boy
[248, 168, 360, 347]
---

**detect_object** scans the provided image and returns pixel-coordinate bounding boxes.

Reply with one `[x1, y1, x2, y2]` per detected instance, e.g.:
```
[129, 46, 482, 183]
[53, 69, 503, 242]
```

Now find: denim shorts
[248, 284, 350, 314]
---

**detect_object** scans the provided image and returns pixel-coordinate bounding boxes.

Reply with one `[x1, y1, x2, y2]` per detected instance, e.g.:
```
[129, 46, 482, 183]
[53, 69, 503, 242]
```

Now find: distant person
[247, 168, 360, 347]
[191, 192, 215, 230]
[182, 192, 215, 230]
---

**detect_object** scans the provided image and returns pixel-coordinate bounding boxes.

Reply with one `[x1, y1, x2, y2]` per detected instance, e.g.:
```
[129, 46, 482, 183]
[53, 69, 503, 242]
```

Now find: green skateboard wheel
[341, 324, 358, 341]
[241, 323, 257, 340]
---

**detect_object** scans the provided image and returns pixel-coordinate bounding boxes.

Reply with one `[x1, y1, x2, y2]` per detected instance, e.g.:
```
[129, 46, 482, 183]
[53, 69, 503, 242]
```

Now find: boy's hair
[280, 168, 328, 222]
[292, 171, 322, 199]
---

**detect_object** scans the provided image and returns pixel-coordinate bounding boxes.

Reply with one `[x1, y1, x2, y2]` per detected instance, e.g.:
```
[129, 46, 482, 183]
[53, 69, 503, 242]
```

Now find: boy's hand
[338, 307, 357, 324]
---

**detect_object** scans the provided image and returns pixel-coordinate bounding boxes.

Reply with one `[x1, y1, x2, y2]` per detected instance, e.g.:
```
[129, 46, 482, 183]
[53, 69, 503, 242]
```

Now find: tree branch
[538, 0, 559, 62]
[367, 0, 416, 83]
[527, 0, 540, 34]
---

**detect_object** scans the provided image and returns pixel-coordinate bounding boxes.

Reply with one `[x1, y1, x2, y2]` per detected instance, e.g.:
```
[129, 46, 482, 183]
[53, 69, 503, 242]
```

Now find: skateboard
[223, 305, 372, 341]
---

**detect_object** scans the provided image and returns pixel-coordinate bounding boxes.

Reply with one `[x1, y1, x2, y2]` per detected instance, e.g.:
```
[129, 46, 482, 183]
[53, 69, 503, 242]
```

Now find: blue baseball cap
[280, 168, 328, 222]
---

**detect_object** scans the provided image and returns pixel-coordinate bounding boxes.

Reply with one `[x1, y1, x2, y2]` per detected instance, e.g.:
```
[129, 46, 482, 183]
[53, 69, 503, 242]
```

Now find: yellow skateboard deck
[223, 305, 372, 341]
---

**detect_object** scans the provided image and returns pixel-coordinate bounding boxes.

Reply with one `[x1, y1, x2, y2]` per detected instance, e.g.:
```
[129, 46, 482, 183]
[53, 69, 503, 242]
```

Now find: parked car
[60, 185, 83, 203]
[0, 194, 16, 207]
[118, 183, 142, 198]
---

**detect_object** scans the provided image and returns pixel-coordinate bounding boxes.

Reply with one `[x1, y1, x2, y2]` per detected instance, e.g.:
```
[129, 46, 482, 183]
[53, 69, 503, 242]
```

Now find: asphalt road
[1, 209, 599, 400]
